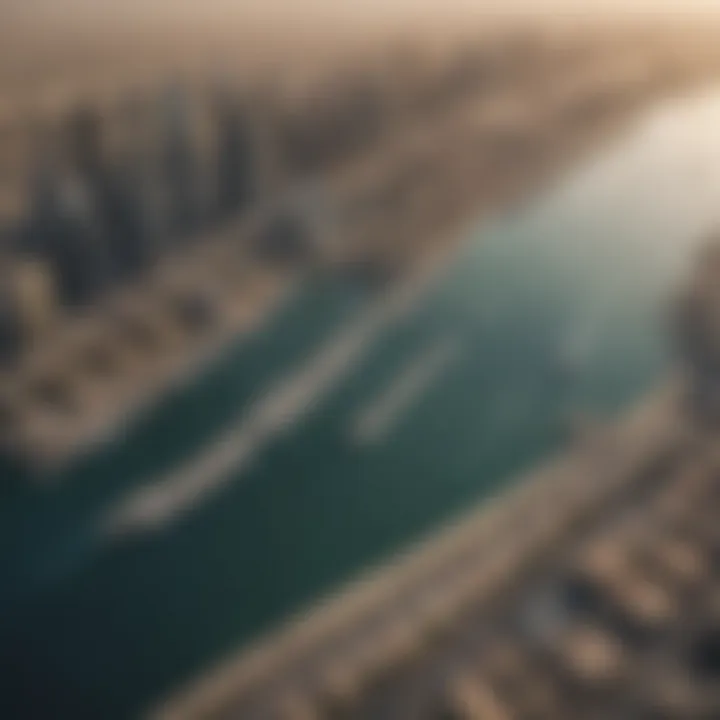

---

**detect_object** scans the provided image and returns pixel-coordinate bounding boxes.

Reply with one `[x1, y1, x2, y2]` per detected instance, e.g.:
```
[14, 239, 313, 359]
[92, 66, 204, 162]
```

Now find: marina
[5, 77, 720, 717]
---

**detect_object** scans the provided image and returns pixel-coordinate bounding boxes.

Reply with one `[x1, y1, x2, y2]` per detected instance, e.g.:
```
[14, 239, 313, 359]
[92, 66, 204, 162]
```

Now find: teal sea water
[3, 87, 720, 718]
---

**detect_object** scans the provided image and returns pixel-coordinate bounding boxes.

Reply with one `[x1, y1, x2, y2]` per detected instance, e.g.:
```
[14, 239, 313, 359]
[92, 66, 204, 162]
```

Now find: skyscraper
[25, 143, 111, 306]
[214, 87, 256, 218]
[0, 282, 21, 365]
[160, 84, 203, 238]
[66, 104, 106, 182]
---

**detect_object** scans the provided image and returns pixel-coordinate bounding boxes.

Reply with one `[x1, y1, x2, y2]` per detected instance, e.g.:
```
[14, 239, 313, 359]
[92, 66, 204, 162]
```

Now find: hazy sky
[7, 0, 720, 19]
[6, 0, 720, 35]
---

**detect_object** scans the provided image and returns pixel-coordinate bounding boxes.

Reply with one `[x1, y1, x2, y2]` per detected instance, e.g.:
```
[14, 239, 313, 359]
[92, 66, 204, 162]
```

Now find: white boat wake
[351, 337, 462, 446]
[101, 260, 446, 540]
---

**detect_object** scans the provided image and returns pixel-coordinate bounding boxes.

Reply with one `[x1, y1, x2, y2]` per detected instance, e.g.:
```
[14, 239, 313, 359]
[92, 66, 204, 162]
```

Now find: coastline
[3, 26, 720, 478]
[3, 59, 710, 477]
[150, 381, 686, 719]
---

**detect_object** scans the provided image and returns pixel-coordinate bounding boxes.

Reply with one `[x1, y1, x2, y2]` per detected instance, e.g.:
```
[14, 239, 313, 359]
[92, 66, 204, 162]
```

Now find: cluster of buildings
[0, 27, 587, 370]
[0, 86, 261, 365]
[0, 24, 713, 471]
[0, 30, 587, 470]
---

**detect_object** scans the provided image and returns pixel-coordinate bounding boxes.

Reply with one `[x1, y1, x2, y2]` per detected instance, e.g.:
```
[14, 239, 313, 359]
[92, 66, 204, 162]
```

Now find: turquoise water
[4, 87, 720, 718]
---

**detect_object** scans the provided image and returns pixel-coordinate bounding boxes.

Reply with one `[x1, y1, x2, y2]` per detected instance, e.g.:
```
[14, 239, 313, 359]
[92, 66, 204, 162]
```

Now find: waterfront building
[0, 254, 57, 363]
[61, 104, 120, 292]
[214, 88, 257, 218]
[116, 92, 177, 266]
[0, 263, 21, 364]
[159, 84, 204, 238]
[27, 164, 111, 306]
[253, 185, 336, 265]
[8, 257, 57, 342]
[674, 238, 720, 421]
[65, 104, 107, 183]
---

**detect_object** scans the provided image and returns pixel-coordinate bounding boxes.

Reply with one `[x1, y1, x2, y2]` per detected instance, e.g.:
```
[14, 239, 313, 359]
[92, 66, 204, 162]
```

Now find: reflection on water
[4, 87, 720, 718]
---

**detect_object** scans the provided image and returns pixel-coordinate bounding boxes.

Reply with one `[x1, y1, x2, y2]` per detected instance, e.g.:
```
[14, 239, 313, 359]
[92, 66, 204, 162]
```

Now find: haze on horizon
[6, 0, 720, 29]
[2, 0, 720, 116]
